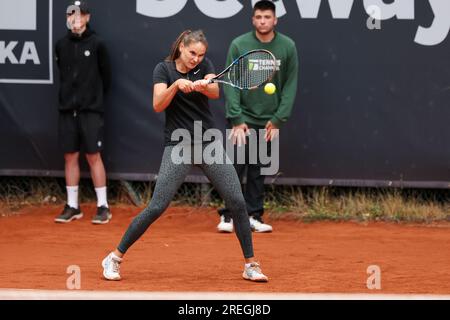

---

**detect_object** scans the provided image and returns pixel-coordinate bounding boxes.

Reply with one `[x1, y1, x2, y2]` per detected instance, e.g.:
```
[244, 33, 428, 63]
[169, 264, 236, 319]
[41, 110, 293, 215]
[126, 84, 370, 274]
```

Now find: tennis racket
[207, 49, 277, 90]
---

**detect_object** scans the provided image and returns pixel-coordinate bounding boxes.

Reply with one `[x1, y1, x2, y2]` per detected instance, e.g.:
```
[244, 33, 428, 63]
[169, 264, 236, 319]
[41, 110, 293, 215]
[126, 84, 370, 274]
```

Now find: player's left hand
[193, 79, 209, 92]
[264, 121, 279, 142]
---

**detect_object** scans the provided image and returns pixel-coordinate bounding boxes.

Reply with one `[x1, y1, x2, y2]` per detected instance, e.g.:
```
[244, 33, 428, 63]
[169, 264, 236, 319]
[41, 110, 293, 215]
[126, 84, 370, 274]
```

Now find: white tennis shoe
[249, 216, 273, 233]
[102, 252, 122, 281]
[243, 262, 269, 282]
[217, 215, 233, 233]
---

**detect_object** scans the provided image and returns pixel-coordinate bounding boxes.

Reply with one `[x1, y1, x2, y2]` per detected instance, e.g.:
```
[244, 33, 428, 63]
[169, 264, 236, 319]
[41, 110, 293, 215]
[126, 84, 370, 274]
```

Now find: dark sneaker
[92, 206, 112, 225]
[54, 205, 83, 223]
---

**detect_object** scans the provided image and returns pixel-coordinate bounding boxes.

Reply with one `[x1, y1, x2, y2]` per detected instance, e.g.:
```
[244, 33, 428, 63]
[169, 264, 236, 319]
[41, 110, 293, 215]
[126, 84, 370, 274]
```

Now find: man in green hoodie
[217, 0, 299, 233]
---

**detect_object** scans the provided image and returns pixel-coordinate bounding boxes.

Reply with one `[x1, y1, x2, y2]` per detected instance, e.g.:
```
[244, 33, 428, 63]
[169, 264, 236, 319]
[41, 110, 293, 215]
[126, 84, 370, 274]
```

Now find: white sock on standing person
[66, 186, 79, 209]
[95, 186, 108, 208]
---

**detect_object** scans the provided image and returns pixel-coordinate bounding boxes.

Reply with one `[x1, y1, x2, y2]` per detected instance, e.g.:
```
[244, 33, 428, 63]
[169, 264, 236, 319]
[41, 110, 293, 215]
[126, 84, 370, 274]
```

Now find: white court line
[0, 289, 449, 300]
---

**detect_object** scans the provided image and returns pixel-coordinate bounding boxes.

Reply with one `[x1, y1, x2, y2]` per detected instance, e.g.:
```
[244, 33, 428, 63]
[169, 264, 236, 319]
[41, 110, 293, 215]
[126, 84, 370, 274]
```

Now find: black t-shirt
[153, 58, 216, 146]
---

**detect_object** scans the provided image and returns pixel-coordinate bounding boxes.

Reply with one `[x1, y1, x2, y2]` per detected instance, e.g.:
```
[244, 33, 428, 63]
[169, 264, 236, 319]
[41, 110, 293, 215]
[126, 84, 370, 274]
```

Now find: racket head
[225, 49, 277, 90]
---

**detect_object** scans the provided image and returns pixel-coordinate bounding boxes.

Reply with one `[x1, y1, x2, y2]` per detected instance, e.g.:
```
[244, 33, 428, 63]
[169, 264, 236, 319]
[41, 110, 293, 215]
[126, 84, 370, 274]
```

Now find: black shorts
[58, 111, 105, 154]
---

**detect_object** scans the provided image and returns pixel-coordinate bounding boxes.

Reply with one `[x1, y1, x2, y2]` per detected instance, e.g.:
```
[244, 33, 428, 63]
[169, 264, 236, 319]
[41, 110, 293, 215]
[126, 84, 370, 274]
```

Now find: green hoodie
[224, 31, 299, 128]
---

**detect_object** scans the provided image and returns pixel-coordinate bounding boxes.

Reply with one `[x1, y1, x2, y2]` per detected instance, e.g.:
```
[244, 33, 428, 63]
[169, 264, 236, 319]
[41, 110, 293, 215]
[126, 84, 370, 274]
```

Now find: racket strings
[229, 51, 275, 89]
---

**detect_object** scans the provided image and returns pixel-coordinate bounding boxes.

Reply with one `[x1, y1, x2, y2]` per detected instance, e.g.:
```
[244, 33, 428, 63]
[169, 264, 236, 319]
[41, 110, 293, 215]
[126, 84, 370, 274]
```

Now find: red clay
[0, 203, 449, 294]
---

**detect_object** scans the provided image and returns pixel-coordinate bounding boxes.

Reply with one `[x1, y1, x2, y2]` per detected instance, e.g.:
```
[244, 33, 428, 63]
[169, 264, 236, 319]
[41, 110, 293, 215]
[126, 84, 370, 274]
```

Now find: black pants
[219, 123, 270, 219]
[118, 144, 254, 259]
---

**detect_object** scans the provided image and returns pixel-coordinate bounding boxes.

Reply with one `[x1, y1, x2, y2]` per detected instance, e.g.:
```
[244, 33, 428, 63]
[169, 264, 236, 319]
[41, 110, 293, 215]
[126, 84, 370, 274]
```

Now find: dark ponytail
[166, 29, 208, 61]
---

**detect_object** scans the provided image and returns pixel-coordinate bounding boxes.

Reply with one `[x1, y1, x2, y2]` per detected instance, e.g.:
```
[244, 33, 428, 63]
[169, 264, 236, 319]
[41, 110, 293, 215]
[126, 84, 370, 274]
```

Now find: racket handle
[207, 78, 215, 84]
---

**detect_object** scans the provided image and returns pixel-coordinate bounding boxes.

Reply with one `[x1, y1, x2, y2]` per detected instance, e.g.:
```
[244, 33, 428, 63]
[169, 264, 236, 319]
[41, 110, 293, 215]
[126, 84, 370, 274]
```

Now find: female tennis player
[101, 30, 268, 282]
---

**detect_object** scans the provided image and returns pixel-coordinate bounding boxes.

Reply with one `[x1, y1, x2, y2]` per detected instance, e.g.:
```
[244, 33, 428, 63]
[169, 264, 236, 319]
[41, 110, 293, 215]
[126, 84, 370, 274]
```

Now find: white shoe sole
[54, 213, 83, 223]
[217, 221, 233, 233]
[252, 228, 273, 233]
[250, 223, 273, 233]
[92, 214, 112, 225]
[102, 256, 121, 281]
[242, 273, 269, 282]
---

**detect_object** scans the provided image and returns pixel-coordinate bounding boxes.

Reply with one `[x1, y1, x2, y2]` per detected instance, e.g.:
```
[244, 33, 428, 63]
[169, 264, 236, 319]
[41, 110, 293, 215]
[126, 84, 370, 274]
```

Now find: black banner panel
[1, 0, 449, 188]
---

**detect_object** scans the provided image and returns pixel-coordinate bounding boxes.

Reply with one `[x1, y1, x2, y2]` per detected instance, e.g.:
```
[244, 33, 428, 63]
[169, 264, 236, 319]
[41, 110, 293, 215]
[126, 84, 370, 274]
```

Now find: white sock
[111, 252, 122, 261]
[245, 263, 253, 268]
[95, 186, 108, 208]
[66, 186, 79, 209]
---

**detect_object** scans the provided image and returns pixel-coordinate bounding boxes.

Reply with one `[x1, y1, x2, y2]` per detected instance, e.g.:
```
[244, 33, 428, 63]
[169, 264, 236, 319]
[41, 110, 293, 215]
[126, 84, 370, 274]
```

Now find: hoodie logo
[84, 50, 91, 57]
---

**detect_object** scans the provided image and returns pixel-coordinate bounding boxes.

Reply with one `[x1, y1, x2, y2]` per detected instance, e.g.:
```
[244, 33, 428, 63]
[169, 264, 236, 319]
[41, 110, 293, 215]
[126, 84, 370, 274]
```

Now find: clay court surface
[1, 204, 449, 295]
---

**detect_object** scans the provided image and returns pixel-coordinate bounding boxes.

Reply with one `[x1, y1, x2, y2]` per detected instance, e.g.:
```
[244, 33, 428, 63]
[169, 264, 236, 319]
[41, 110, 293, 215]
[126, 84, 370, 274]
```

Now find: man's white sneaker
[102, 252, 122, 281]
[243, 262, 269, 282]
[249, 216, 273, 233]
[217, 215, 233, 233]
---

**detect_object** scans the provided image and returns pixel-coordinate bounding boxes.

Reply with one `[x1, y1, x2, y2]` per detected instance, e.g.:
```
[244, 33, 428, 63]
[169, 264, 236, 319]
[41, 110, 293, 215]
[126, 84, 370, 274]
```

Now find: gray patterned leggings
[117, 144, 254, 258]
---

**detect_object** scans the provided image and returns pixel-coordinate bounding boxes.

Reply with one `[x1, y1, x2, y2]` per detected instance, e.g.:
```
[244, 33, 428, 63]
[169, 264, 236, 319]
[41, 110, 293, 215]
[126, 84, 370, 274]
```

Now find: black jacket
[55, 27, 111, 113]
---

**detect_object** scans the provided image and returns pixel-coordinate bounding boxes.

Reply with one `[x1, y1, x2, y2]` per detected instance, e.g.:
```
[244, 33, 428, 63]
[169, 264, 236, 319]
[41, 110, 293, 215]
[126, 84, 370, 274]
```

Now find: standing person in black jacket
[54, 1, 112, 224]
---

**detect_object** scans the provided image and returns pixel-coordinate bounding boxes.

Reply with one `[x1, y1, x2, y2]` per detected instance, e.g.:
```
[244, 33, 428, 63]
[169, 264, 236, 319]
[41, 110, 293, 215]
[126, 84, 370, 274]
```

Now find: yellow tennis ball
[264, 82, 276, 95]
